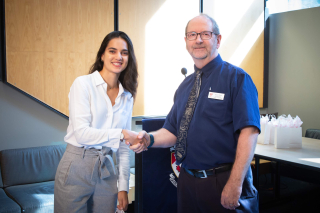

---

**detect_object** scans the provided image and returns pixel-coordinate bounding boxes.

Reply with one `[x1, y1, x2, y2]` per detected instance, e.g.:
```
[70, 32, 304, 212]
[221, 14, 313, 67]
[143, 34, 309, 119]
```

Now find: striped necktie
[175, 69, 202, 165]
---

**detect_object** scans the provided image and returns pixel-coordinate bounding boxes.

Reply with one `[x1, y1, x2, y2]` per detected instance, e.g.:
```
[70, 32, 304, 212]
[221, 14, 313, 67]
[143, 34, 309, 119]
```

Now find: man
[129, 14, 260, 213]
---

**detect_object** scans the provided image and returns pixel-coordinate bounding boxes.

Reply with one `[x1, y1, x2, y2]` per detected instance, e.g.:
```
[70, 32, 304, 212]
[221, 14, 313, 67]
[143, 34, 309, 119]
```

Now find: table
[254, 137, 320, 197]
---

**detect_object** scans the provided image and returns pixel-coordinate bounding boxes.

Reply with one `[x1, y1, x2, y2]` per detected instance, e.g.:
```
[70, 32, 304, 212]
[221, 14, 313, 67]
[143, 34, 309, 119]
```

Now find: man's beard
[191, 51, 208, 60]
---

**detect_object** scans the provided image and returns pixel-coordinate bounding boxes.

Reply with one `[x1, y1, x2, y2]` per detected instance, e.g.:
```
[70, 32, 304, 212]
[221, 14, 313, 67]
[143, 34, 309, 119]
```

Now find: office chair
[305, 129, 320, 140]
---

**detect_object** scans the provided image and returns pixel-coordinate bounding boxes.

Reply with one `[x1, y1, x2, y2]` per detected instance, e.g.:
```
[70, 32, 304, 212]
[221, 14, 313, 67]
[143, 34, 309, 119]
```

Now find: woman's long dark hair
[89, 31, 138, 99]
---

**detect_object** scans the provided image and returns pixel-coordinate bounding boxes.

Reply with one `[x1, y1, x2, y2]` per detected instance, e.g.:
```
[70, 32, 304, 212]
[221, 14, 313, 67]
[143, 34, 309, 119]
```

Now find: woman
[54, 31, 140, 213]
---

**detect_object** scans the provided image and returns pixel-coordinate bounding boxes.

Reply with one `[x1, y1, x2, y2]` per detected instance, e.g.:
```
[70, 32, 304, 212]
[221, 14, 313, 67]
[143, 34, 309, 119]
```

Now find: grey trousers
[54, 144, 118, 213]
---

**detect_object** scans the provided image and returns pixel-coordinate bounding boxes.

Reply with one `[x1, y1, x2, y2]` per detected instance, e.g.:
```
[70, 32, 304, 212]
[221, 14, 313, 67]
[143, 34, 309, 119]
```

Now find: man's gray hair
[185, 14, 220, 35]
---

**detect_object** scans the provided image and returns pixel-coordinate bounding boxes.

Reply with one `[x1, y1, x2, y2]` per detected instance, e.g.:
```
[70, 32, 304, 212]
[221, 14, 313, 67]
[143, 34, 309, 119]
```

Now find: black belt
[184, 163, 233, 178]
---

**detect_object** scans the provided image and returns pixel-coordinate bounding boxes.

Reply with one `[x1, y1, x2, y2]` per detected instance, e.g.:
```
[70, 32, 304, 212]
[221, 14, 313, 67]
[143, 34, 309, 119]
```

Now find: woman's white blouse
[64, 70, 132, 192]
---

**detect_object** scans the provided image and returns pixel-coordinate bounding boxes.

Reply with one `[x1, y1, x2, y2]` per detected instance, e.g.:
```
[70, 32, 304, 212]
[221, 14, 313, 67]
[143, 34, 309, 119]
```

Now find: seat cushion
[4, 181, 54, 213]
[0, 164, 3, 188]
[0, 144, 66, 187]
[130, 168, 135, 175]
[129, 149, 135, 168]
[0, 188, 21, 213]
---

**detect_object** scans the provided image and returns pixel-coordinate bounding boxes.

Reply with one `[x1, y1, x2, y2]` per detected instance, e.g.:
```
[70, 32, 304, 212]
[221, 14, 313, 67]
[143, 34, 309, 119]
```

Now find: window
[266, 0, 320, 15]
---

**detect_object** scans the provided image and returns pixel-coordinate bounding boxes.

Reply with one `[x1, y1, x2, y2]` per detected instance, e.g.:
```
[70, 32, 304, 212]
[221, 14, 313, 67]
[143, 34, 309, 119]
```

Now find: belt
[66, 144, 116, 180]
[184, 163, 233, 178]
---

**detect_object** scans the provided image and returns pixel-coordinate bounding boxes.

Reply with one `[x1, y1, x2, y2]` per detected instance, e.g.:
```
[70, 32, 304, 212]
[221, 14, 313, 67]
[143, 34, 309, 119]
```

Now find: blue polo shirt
[163, 54, 260, 170]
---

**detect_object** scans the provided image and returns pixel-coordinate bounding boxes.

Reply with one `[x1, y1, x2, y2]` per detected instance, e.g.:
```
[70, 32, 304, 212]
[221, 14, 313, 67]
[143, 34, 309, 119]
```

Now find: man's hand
[126, 130, 150, 153]
[221, 126, 259, 210]
[117, 191, 128, 211]
[221, 181, 241, 210]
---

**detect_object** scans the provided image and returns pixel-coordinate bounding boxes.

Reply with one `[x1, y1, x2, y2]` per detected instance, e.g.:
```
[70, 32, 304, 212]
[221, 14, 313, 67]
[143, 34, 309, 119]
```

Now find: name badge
[208, 92, 225, 100]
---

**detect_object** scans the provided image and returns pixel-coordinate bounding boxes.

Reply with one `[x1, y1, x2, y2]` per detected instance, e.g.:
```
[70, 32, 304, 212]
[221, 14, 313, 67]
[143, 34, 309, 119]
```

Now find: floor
[126, 174, 320, 213]
[127, 202, 135, 213]
[259, 174, 320, 213]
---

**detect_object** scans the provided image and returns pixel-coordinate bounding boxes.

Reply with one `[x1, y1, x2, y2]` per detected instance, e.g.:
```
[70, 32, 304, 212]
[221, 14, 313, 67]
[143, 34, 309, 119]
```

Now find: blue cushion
[0, 164, 3, 188]
[0, 145, 66, 187]
[0, 188, 21, 213]
[130, 168, 135, 175]
[129, 150, 135, 168]
[4, 181, 54, 213]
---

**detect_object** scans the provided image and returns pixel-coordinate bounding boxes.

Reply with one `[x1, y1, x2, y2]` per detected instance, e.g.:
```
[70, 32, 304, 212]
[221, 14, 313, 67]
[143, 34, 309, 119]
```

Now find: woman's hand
[117, 191, 129, 211]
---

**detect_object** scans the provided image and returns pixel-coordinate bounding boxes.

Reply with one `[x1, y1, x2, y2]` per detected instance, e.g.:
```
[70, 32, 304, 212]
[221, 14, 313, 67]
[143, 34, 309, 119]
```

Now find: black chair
[135, 118, 177, 213]
[305, 129, 320, 140]
[260, 112, 278, 120]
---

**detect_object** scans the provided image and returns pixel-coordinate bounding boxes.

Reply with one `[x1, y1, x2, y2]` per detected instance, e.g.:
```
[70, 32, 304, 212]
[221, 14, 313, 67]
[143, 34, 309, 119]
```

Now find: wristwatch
[120, 131, 124, 142]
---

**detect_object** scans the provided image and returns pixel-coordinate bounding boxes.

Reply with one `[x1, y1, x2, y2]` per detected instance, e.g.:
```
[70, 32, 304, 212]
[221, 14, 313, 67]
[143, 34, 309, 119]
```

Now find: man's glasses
[186, 31, 217, 41]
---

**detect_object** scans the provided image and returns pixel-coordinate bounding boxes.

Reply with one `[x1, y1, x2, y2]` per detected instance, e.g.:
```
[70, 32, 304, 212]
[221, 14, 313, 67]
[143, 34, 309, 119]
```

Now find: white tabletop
[254, 137, 320, 169]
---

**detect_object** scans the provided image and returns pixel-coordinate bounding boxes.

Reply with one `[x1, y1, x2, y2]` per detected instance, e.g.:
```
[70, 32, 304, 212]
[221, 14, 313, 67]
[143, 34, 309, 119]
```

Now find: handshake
[122, 130, 150, 153]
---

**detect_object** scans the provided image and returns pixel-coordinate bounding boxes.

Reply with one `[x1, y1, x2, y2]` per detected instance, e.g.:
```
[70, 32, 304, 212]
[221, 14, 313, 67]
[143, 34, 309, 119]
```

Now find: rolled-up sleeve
[116, 101, 132, 193]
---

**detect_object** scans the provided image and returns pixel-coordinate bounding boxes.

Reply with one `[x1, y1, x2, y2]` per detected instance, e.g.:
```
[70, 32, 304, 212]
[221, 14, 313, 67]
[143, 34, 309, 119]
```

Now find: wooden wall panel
[43, 52, 66, 114]
[240, 31, 264, 107]
[42, 0, 53, 52]
[5, 0, 113, 116]
[7, 52, 44, 100]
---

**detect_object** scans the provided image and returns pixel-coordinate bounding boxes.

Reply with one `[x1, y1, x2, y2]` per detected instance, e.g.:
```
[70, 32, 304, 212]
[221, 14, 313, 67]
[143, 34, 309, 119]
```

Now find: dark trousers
[177, 167, 258, 213]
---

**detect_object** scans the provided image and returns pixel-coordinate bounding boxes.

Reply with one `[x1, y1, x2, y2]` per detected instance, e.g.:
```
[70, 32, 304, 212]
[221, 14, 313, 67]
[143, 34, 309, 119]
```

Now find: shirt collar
[92, 70, 126, 96]
[118, 81, 125, 96]
[92, 70, 105, 86]
[193, 54, 223, 77]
